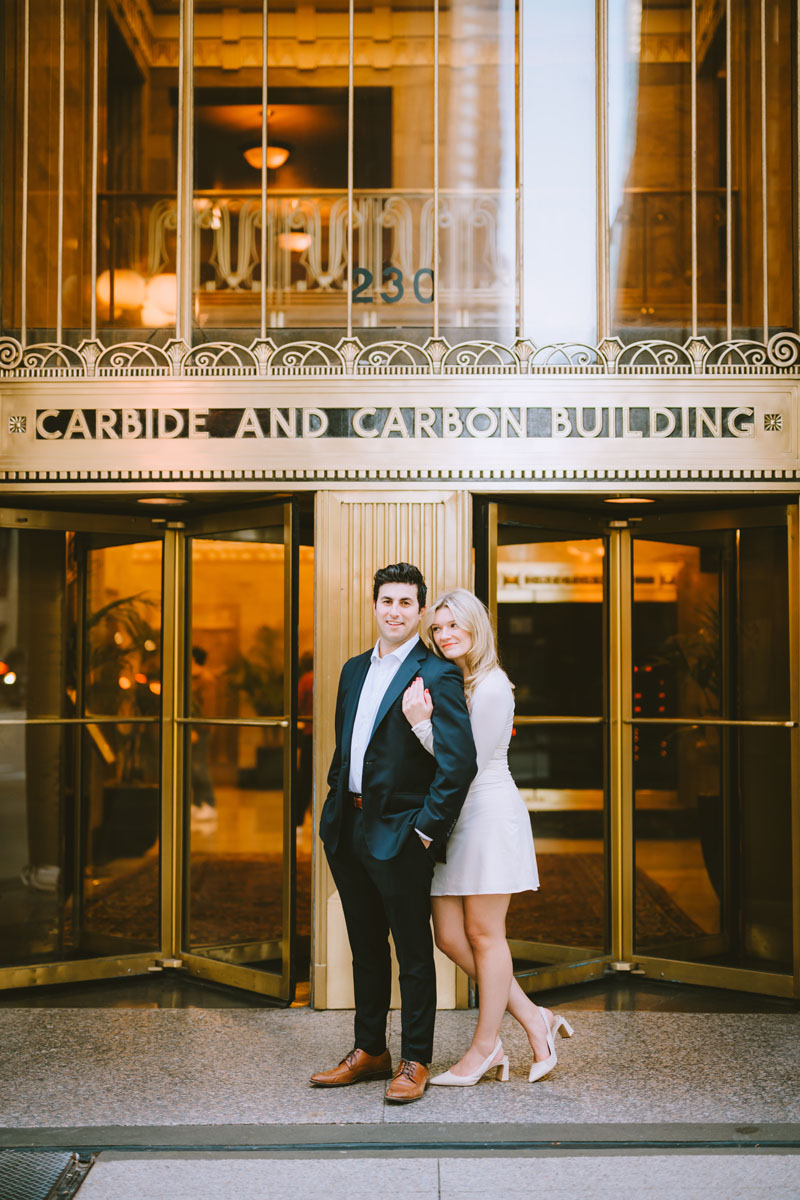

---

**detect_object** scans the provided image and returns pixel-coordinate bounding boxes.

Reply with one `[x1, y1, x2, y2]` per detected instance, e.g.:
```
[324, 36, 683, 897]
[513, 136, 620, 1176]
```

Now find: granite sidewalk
[3, 1006, 799, 1198]
[2, 1006, 799, 1142]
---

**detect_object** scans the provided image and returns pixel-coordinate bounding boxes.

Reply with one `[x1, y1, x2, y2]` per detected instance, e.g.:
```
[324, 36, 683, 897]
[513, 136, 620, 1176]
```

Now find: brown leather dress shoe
[309, 1047, 392, 1087]
[384, 1059, 429, 1103]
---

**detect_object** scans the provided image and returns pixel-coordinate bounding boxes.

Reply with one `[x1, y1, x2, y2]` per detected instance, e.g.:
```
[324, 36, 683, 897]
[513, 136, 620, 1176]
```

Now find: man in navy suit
[311, 563, 477, 1102]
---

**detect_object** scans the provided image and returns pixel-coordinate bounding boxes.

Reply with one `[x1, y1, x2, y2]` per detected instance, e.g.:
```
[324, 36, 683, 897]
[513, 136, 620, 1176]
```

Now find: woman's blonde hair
[420, 588, 502, 703]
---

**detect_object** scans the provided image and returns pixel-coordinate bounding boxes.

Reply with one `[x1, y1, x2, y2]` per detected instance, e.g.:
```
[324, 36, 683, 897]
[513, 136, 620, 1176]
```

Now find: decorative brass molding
[3, 466, 800, 486]
[2, 333, 800, 380]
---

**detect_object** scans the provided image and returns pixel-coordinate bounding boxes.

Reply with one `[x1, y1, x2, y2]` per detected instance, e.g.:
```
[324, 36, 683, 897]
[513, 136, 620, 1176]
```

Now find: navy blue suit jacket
[320, 639, 477, 861]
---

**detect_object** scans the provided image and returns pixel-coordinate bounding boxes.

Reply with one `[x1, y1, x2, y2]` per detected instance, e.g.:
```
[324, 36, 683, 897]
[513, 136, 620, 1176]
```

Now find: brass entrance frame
[479, 498, 800, 1000]
[0, 501, 299, 1001]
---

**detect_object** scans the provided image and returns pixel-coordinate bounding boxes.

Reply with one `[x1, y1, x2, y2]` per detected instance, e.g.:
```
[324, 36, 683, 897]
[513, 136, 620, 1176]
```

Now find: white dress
[413, 667, 540, 896]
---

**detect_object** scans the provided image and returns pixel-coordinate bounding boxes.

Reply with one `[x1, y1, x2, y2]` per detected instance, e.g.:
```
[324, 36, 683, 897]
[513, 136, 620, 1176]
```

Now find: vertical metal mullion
[726, 0, 732, 340]
[433, 0, 440, 340]
[160, 527, 184, 961]
[761, 0, 770, 341]
[596, 0, 610, 342]
[71, 535, 88, 944]
[20, 0, 30, 347]
[176, 0, 194, 345]
[796, 0, 800, 333]
[788, 505, 800, 998]
[90, 0, 99, 342]
[719, 530, 738, 953]
[516, 0, 524, 339]
[486, 501, 498, 632]
[56, 0, 65, 343]
[260, 0, 268, 341]
[608, 525, 633, 965]
[346, 0, 354, 339]
[282, 502, 298, 1000]
[690, 0, 698, 339]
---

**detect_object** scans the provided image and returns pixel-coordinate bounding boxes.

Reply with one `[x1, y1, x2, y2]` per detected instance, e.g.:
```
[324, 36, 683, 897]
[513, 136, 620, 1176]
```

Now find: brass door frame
[484, 501, 616, 992]
[624, 503, 798, 998]
[0, 501, 299, 1000]
[0, 505, 168, 991]
[174, 502, 298, 1001]
[481, 498, 800, 1000]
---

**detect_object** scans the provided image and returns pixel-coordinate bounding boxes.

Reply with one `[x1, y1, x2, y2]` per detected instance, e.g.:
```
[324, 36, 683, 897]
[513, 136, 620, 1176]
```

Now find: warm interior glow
[136, 496, 188, 506]
[141, 273, 178, 326]
[96, 269, 145, 314]
[243, 144, 290, 170]
[603, 497, 655, 504]
[278, 231, 312, 253]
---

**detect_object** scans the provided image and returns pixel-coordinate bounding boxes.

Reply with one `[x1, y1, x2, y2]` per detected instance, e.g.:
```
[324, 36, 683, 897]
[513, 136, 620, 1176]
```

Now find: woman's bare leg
[432, 895, 553, 1063]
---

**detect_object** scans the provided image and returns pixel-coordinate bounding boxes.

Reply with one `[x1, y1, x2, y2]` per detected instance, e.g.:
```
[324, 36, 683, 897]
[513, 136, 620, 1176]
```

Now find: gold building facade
[0, 0, 799, 1007]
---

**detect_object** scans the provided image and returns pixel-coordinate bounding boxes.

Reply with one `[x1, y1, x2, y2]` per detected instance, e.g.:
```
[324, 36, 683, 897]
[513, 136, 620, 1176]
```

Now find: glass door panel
[0, 517, 165, 985]
[631, 509, 795, 985]
[74, 533, 164, 959]
[181, 506, 296, 1001]
[484, 504, 611, 989]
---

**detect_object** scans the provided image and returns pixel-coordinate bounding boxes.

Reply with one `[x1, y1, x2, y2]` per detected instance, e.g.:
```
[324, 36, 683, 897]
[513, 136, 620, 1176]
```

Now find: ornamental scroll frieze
[2, 332, 800, 380]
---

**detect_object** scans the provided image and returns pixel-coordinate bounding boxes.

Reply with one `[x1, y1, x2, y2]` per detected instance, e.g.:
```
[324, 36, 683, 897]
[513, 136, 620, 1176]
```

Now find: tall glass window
[608, 0, 795, 342]
[1, 0, 797, 352]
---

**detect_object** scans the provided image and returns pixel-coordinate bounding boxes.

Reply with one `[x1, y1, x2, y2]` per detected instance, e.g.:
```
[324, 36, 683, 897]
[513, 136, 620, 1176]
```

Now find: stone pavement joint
[73, 1152, 800, 1200]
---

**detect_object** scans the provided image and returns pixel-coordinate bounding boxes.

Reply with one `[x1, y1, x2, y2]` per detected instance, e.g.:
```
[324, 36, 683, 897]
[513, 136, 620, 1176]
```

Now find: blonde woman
[401, 588, 574, 1085]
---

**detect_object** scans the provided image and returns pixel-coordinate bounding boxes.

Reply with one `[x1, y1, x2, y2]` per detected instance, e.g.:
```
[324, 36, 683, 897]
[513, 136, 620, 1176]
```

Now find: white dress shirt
[348, 634, 420, 794]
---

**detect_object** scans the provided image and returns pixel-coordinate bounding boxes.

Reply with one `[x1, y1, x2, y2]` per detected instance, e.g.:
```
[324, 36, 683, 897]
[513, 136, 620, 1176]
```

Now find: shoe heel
[495, 1055, 509, 1082]
[556, 1017, 575, 1039]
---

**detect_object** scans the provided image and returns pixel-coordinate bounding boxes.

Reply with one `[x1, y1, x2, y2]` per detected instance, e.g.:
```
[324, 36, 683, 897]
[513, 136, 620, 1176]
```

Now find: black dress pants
[325, 805, 437, 1064]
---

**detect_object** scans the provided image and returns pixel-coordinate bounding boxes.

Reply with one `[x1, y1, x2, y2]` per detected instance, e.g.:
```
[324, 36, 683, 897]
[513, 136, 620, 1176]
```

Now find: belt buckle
[352, 793, 363, 809]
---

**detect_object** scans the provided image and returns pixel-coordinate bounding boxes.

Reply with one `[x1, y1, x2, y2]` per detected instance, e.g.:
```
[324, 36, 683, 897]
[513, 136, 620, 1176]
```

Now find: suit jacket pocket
[386, 789, 426, 814]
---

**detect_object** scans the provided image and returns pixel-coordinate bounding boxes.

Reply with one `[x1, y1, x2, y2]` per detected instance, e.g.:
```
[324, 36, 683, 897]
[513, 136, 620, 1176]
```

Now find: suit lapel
[340, 651, 372, 765]
[369, 640, 428, 743]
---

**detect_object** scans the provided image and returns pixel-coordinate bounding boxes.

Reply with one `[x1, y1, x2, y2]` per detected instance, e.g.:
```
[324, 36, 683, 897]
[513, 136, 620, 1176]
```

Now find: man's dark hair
[373, 562, 427, 608]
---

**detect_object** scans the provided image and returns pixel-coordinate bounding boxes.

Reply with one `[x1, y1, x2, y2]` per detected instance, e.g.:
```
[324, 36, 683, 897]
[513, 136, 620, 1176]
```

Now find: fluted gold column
[312, 490, 472, 1010]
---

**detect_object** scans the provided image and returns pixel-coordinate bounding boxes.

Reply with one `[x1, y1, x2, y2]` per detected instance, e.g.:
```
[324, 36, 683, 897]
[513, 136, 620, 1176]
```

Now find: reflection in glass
[496, 531, 607, 966]
[521, 0, 596, 343]
[349, 2, 434, 330]
[0, 530, 66, 719]
[0, 722, 68, 965]
[189, 529, 285, 721]
[609, 0, 794, 339]
[632, 538, 723, 721]
[84, 541, 163, 717]
[192, 1, 352, 335]
[0, 720, 161, 968]
[497, 537, 605, 716]
[439, 0, 517, 338]
[738, 727, 793, 972]
[738, 525, 789, 720]
[185, 526, 292, 972]
[100, 9, 177, 336]
[186, 724, 285, 967]
[634, 724, 792, 974]
[507, 725, 606, 961]
[79, 724, 161, 951]
[634, 723, 722, 957]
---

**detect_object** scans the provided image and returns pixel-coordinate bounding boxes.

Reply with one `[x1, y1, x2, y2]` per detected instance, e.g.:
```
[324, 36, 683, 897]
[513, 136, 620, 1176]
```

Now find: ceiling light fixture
[603, 497, 655, 505]
[244, 144, 290, 170]
[136, 497, 189, 507]
[278, 231, 312, 252]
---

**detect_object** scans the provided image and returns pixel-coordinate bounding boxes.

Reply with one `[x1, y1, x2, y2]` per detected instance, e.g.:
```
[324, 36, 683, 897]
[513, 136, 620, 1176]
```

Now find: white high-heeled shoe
[528, 1010, 575, 1083]
[430, 1039, 510, 1087]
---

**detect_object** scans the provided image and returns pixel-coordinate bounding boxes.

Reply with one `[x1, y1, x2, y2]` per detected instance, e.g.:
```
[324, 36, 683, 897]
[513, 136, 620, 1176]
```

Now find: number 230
[352, 267, 434, 304]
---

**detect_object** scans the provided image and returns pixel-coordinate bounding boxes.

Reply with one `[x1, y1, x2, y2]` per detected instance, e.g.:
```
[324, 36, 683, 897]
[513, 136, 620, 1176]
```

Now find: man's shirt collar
[370, 632, 420, 665]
